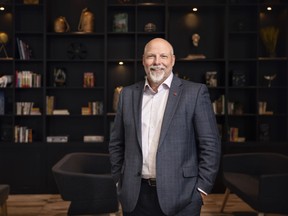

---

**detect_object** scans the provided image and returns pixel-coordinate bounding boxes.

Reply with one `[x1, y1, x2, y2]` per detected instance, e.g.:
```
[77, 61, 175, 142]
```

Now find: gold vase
[54, 16, 70, 33]
[78, 8, 94, 33]
[260, 26, 279, 57]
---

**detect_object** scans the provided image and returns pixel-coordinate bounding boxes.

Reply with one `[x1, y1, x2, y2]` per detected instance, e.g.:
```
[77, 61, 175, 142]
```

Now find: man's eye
[161, 55, 168, 59]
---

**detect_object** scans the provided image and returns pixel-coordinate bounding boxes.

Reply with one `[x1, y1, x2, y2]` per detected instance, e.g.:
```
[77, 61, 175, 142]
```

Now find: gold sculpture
[78, 8, 94, 33]
[0, 32, 9, 58]
[260, 26, 279, 57]
[54, 16, 70, 33]
[113, 86, 123, 112]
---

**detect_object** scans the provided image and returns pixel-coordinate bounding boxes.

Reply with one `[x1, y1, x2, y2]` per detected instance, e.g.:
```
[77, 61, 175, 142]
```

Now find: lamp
[0, 32, 9, 58]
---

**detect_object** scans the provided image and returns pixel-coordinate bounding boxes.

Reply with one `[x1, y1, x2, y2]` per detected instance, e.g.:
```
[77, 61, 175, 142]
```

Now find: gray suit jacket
[109, 75, 221, 216]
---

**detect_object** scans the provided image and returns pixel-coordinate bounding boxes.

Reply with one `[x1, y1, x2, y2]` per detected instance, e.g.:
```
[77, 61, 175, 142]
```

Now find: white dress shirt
[141, 73, 173, 179]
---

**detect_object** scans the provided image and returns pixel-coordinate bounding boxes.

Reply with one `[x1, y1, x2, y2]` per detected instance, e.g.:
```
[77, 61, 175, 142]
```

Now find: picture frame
[113, 13, 128, 32]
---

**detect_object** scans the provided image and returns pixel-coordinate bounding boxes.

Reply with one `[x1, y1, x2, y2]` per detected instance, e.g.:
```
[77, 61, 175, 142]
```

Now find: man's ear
[172, 55, 176, 66]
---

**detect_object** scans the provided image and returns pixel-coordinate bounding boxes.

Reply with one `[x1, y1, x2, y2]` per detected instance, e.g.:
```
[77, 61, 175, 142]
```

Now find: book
[229, 127, 239, 142]
[52, 109, 70, 115]
[47, 136, 68, 143]
[212, 95, 225, 115]
[16, 38, 32, 60]
[83, 72, 94, 88]
[113, 13, 128, 32]
[46, 96, 55, 115]
[83, 135, 104, 142]
[14, 125, 33, 143]
[16, 38, 23, 60]
[81, 107, 91, 115]
[92, 101, 103, 115]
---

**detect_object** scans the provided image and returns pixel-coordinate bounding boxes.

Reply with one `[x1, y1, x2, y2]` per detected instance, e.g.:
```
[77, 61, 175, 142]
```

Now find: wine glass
[264, 74, 277, 87]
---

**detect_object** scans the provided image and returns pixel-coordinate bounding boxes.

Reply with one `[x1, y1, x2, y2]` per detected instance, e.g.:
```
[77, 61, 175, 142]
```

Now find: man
[109, 38, 221, 216]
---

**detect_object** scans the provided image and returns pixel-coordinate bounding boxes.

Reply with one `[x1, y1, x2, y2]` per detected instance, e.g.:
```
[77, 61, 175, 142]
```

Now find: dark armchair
[52, 152, 119, 215]
[220, 152, 288, 216]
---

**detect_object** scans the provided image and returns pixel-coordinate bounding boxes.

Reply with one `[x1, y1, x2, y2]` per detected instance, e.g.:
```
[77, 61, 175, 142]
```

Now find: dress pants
[123, 180, 202, 216]
[123, 180, 166, 216]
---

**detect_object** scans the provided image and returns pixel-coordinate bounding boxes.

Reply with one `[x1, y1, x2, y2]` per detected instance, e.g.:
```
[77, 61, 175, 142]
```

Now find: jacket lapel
[158, 76, 183, 148]
[132, 81, 145, 148]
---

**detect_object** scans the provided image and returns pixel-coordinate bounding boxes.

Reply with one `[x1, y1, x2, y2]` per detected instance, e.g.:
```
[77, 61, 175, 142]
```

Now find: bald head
[144, 38, 174, 56]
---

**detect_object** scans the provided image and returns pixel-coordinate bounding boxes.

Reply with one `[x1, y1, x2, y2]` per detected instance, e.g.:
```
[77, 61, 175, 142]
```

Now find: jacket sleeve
[193, 84, 221, 194]
[109, 89, 125, 183]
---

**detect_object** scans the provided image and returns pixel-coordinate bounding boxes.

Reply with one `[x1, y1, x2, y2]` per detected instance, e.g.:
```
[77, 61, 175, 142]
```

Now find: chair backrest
[222, 153, 288, 175]
[53, 152, 111, 175]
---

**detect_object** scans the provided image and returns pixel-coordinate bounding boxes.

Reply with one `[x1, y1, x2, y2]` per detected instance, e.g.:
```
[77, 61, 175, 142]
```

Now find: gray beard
[149, 70, 165, 84]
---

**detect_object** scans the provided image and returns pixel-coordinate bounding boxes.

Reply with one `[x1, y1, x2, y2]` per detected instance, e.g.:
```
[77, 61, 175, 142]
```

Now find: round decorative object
[0, 32, 9, 58]
[144, 23, 156, 32]
[67, 42, 87, 59]
[0, 32, 8, 44]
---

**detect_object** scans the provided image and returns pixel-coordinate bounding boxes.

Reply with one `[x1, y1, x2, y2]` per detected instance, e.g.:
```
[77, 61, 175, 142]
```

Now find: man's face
[142, 39, 175, 86]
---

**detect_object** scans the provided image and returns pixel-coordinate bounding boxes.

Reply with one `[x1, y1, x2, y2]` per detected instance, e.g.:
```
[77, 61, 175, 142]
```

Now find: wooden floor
[2, 194, 287, 216]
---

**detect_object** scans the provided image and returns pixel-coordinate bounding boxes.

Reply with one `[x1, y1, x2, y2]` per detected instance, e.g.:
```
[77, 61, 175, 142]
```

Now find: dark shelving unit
[0, 0, 287, 194]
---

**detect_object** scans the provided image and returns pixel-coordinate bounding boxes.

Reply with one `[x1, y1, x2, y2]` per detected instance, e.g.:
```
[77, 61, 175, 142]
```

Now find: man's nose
[154, 56, 161, 65]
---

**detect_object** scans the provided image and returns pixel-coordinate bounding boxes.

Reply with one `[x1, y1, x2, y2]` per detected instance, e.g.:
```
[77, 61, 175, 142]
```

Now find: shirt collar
[144, 72, 173, 93]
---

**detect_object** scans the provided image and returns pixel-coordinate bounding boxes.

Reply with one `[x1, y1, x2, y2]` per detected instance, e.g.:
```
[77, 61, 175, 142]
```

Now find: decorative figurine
[0, 75, 12, 87]
[192, 33, 200, 47]
[113, 86, 123, 112]
[205, 71, 217, 87]
[184, 33, 206, 60]
[53, 68, 67, 87]
[54, 16, 70, 33]
[78, 8, 94, 33]
[144, 23, 156, 32]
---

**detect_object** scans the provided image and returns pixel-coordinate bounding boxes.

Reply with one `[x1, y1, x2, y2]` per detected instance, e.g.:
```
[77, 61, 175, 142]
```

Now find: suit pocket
[183, 166, 198, 178]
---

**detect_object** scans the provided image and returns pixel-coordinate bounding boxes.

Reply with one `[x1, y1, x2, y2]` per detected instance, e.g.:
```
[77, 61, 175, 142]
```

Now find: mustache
[149, 65, 165, 71]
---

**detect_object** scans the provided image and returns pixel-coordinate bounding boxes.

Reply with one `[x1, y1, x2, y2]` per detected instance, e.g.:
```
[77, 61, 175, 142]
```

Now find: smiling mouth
[150, 66, 164, 71]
